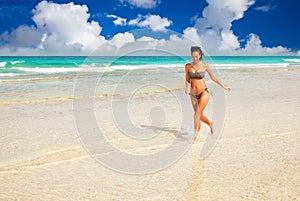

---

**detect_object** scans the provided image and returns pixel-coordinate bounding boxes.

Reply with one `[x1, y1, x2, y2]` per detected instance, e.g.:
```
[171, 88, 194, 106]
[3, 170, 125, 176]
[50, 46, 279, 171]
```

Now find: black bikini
[189, 88, 209, 99]
[188, 70, 209, 99]
[188, 71, 205, 79]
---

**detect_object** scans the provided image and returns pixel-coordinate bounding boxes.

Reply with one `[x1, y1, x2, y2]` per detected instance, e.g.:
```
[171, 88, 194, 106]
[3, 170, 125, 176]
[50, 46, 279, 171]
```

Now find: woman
[185, 46, 231, 143]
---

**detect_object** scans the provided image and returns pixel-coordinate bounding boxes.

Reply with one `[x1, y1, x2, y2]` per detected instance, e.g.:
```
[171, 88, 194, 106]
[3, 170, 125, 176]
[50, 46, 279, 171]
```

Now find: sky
[0, 0, 299, 56]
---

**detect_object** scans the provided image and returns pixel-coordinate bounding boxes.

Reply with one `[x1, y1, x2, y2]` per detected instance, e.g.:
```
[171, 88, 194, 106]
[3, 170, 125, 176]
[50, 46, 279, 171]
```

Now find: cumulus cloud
[119, 0, 160, 9]
[106, 13, 172, 32]
[105, 13, 172, 32]
[191, 0, 293, 55]
[0, 1, 105, 55]
[128, 14, 172, 32]
[109, 32, 135, 48]
[182, 27, 202, 45]
[106, 14, 127, 26]
[196, 0, 255, 32]
[33, 1, 105, 51]
[98, 33, 197, 56]
[193, 0, 254, 54]
[0, 25, 43, 48]
[239, 33, 292, 55]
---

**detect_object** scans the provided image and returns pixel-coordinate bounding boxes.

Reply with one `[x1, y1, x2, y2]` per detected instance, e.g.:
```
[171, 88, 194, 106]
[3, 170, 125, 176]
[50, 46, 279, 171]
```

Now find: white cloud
[254, 2, 277, 12]
[0, 0, 105, 55]
[102, 34, 197, 56]
[239, 33, 292, 55]
[109, 32, 135, 48]
[119, 0, 160, 9]
[32, 1, 105, 51]
[190, 13, 199, 24]
[106, 14, 127, 26]
[135, 36, 166, 49]
[106, 13, 172, 32]
[0, 25, 43, 48]
[196, 0, 255, 32]
[136, 36, 156, 42]
[191, 0, 255, 54]
[128, 14, 172, 32]
[191, 0, 294, 55]
[182, 27, 202, 45]
[254, 5, 272, 12]
[219, 31, 240, 51]
[128, 15, 142, 26]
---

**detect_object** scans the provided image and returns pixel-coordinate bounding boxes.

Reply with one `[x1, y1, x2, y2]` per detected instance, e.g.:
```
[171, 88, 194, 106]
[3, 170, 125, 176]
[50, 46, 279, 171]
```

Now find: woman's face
[191, 51, 201, 62]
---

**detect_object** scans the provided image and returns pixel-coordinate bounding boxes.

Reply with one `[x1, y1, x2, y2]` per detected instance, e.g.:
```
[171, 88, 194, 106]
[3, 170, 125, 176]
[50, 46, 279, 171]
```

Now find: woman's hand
[224, 86, 231, 91]
[185, 80, 190, 94]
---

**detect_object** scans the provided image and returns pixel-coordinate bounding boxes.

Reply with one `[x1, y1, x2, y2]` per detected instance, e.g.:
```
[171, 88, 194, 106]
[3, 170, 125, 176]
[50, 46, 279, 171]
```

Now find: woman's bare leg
[190, 96, 200, 142]
[198, 91, 213, 134]
[190, 95, 198, 112]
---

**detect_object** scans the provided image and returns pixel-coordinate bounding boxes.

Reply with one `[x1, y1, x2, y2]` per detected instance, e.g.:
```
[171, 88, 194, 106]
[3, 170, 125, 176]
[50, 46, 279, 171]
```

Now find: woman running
[185, 46, 231, 142]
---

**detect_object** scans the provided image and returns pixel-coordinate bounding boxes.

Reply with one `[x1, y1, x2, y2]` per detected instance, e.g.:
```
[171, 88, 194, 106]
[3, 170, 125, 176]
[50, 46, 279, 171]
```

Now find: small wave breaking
[282, 58, 300, 63]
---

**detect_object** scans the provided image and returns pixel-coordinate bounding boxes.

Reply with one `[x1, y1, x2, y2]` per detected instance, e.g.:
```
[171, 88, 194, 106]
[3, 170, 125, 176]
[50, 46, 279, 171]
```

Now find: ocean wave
[212, 63, 290, 69]
[282, 58, 300, 63]
[0, 73, 20, 77]
[81, 63, 182, 68]
[0, 62, 7, 67]
[14, 67, 81, 73]
[12, 64, 183, 74]
[109, 64, 182, 70]
[7, 62, 293, 74]
[10, 60, 25, 65]
[0, 61, 25, 67]
[106, 63, 291, 70]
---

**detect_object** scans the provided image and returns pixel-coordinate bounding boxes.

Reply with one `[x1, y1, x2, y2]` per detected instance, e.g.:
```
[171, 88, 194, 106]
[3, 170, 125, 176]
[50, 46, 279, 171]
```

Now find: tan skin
[185, 50, 231, 143]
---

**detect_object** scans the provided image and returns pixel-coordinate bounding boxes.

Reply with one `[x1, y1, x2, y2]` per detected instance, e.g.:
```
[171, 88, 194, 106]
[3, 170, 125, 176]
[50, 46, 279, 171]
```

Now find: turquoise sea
[0, 56, 299, 103]
[1, 56, 300, 76]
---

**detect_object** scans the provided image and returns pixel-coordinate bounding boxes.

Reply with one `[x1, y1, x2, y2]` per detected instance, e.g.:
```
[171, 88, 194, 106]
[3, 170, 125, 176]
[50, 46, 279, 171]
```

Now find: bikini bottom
[189, 88, 209, 99]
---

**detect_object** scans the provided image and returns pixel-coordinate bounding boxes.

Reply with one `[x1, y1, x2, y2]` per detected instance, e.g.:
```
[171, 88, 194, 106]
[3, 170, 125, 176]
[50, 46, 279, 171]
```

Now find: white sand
[0, 66, 299, 200]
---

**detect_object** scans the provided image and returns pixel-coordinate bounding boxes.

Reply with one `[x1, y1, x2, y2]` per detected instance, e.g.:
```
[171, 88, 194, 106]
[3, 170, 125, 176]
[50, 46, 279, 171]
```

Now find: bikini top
[189, 71, 205, 79]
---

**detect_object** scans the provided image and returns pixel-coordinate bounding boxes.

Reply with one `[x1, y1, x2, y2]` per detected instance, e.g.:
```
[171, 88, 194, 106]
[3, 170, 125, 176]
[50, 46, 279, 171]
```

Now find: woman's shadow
[139, 105, 192, 142]
[140, 124, 191, 141]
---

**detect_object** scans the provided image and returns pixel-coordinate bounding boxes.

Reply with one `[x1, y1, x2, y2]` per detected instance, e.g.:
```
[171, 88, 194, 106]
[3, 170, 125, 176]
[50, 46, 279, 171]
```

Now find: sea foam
[282, 58, 300, 63]
[0, 62, 7, 67]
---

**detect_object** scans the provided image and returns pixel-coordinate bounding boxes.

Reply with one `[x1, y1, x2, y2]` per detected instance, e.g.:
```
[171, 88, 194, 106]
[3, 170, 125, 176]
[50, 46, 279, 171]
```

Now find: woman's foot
[209, 122, 214, 135]
[192, 129, 199, 143]
[192, 134, 198, 143]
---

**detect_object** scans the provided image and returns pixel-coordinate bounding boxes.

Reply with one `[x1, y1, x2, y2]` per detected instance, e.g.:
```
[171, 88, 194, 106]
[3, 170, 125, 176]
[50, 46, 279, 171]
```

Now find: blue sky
[0, 0, 299, 56]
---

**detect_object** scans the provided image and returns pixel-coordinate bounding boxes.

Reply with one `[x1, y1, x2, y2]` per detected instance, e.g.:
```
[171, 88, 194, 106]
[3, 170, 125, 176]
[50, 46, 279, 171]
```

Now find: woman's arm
[185, 64, 191, 94]
[205, 63, 231, 91]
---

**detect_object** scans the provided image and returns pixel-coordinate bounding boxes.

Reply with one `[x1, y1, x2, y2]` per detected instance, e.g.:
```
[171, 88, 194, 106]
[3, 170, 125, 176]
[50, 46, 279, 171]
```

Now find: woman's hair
[191, 46, 203, 55]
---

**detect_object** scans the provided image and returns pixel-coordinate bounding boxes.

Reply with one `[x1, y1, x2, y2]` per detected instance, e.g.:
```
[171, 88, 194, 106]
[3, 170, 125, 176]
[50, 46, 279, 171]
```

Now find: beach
[0, 57, 299, 200]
